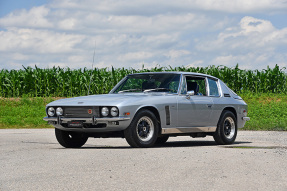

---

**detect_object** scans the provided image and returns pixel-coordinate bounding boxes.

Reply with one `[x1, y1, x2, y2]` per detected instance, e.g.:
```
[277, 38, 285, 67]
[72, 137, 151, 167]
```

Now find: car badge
[88, 109, 93, 114]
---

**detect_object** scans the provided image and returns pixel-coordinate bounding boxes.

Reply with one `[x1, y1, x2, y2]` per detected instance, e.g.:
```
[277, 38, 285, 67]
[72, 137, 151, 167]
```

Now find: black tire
[124, 109, 159, 148]
[55, 128, 88, 148]
[155, 135, 169, 145]
[213, 110, 237, 145]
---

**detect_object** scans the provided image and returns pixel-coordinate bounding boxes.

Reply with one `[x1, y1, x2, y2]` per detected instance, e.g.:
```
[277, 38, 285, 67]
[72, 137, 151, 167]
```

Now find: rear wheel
[124, 110, 159, 148]
[213, 110, 237, 145]
[55, 128, 88, 148]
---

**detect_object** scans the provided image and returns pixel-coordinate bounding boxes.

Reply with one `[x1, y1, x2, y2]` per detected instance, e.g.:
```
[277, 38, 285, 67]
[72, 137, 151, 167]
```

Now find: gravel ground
[0, 129, 287, 191]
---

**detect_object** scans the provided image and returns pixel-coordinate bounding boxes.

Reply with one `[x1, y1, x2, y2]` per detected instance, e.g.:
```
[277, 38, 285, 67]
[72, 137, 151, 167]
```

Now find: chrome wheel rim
[223, 117, 235, 139]
[136, 116, 154, 142]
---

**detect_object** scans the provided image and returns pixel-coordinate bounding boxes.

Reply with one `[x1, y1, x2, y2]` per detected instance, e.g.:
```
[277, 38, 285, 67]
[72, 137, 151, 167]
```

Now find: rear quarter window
[208, 78, 220, 97]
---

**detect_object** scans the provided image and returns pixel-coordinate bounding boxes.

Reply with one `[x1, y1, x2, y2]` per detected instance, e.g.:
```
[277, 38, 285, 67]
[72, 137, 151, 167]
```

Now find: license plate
[68, 121, 83, 128]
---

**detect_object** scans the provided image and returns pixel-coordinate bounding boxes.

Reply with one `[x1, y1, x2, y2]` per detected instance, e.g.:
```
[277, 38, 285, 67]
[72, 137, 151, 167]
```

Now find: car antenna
[88, 41, 96, 95]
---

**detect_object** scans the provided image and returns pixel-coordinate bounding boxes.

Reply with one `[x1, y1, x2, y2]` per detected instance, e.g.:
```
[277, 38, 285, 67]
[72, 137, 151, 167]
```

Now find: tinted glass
[181, 76, 207, 96]
[113, 73, 181, 94]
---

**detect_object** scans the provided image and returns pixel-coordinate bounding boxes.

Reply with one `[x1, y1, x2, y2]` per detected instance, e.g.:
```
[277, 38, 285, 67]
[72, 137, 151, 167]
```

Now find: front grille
[64, 106, 100, 118]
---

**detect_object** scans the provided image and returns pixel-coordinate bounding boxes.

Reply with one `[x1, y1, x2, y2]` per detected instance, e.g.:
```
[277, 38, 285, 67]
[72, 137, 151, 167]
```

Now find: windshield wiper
[118, 89, 142, 93]
[143, 88, 173, 93]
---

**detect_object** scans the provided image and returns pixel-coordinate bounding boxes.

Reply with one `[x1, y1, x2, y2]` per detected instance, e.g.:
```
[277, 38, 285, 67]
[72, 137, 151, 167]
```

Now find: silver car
[43, 72, 250, 148]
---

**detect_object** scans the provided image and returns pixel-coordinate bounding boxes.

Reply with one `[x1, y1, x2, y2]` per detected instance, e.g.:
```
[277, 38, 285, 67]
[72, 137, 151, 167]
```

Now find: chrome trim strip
[161, 126, 216, 134]
[242, 117, 250, 121]
[43, 116, 130, 123]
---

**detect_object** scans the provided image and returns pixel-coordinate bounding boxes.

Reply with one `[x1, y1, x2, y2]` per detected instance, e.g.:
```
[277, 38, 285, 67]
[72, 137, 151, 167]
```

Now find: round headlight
[111, 107, 119, 117]
[56, 107, 63, 116]
[101, 107, 109, 117]
[48, 107, 55, 116]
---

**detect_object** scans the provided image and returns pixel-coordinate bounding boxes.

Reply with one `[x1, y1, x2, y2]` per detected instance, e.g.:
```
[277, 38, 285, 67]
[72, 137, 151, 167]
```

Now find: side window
[184, 76, 207, 96]
[208, 78, 220, 97]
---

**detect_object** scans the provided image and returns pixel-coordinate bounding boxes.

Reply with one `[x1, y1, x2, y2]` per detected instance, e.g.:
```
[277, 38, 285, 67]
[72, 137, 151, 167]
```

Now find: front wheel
[124, 110, 159, 148]
[55, 128, 88, 148]
[213, 110, 237, 145]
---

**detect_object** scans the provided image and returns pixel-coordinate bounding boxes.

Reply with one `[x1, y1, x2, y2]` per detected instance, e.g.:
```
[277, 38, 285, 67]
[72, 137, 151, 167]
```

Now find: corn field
[0, 64, 286, 97]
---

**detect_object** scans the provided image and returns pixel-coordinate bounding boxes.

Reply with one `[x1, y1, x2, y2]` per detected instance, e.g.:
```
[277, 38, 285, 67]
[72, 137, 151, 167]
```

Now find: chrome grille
[64, 106, 100, 118]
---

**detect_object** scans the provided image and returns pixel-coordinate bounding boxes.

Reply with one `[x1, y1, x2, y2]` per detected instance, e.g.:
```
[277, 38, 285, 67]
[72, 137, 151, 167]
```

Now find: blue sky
[0, 0, 48, 17]
[0, 0, 286, 70]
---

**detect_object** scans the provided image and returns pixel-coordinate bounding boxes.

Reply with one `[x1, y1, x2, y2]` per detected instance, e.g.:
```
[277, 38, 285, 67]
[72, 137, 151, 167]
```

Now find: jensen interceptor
[44, 72, 250, 148]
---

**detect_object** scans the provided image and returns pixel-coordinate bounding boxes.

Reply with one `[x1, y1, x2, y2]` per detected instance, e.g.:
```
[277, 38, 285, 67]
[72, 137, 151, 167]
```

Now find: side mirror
[186, 90, 194, 99]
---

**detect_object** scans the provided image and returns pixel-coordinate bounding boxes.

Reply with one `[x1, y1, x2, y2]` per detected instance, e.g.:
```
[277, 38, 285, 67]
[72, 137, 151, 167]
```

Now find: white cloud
[195, 16, 287, 69]
[0, 28, 85, 53]
[50, 0, 287, 14]
[0, 1, 286, 70]
[189, 0, 287, 13]
[164, 50, 191, 59]
[57, 18, 78, 30]
[12, 53, 29, 61]
[185, 60, 204, 68]
[217, 17, 276, 46]
[0, 6, 53, 28]
[118, 51, 154, 62]
[196, 16, 284, 52]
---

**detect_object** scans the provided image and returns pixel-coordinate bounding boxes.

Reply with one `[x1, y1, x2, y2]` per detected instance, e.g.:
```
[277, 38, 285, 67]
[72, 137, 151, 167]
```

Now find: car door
[177, 75, 214, 127]
[206, 77, 223, 126]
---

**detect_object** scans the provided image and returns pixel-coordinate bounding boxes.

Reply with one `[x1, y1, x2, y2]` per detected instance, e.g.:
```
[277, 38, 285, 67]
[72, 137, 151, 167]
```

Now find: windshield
[113, 73, 181, 94]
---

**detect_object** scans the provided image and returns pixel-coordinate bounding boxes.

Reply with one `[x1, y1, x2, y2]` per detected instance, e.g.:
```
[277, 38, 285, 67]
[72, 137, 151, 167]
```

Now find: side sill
[161, 126, 216, 134]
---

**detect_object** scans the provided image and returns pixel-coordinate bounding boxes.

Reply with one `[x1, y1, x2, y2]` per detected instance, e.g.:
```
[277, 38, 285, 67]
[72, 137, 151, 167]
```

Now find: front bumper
[242, 117, 250, 121]
[43, 116, 131, 132]
[43, 116, 130, 124]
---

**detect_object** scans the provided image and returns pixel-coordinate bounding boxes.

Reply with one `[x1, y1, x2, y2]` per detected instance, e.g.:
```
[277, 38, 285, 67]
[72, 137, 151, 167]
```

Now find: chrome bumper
[43, 116, 130, 124]
[242, 117, 250, 121]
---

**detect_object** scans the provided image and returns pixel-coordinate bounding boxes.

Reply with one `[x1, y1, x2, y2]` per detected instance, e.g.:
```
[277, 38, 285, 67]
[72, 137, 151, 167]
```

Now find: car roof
[128, 72, 219, 80]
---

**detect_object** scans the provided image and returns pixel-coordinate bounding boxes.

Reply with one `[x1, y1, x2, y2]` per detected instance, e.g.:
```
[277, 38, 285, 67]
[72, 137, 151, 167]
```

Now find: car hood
[46, 93, 174, 107]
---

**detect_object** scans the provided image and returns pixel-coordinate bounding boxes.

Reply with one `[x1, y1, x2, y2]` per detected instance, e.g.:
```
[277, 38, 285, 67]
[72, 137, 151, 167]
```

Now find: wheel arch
[135, 106, 161, 127]
[217, 107, 237, 128]
[215, 106, 238, 132]
[222, 107, 237, 120]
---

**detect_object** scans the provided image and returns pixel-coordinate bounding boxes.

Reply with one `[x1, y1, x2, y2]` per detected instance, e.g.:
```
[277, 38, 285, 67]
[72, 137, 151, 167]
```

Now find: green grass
[0, 94, 286, 130]
[0, 97, 56, 128]
[240, 93, 287, 131]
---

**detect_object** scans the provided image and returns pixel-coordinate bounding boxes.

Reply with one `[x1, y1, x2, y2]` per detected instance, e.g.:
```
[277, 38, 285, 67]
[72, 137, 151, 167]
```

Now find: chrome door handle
[207, 104, 212, 108]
